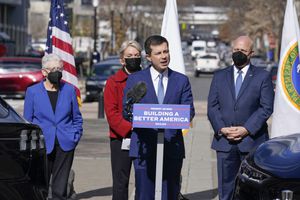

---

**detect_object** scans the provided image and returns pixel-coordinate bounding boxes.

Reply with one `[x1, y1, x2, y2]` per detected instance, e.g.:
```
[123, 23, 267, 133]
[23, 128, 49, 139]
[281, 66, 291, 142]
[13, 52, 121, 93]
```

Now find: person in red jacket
[104, 40, 142, 200]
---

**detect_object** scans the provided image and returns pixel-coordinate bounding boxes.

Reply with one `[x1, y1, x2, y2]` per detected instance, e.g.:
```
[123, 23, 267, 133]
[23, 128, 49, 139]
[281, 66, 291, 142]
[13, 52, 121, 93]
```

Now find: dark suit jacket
[24, 81, 83, 154]
[123, 67, 195, 159]
[207, 65, 274, 152]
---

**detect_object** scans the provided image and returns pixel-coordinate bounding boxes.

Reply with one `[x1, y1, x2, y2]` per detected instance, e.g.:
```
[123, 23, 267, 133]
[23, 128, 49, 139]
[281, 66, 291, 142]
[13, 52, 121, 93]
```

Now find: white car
[194, 53, 220, 77]
[191, 40, 206, 59]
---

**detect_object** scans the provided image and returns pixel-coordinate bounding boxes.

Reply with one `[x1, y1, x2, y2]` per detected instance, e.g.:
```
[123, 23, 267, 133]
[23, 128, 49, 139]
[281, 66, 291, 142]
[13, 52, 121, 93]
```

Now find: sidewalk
[73, 101, 218, 200]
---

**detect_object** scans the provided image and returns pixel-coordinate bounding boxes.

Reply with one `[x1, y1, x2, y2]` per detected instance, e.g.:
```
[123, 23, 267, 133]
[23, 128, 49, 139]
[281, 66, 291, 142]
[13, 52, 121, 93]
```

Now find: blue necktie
[157, 74, 164, 104]
[235, 70, 243, 99]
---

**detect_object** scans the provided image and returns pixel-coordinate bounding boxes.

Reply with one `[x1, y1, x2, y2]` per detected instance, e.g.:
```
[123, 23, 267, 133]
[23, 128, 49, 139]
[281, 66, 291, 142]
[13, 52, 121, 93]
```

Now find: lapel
[39, 81, 63, 121]
[39, 81, 56, 120]
[163, 68, 174, 104]
[236, 65, 254, 101]
[54, 82, 63, 117]
[226, 66, 236, 101]
[144, 68, 159, 104]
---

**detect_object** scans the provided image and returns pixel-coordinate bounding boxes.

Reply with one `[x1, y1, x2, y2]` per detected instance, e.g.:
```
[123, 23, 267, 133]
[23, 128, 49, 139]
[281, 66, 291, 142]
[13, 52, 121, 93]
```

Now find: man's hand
[221, 126, 249, 141]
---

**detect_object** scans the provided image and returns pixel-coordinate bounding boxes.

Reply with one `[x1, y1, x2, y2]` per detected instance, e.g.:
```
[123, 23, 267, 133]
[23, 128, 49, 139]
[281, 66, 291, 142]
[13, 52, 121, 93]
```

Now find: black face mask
[47, 71, 62, 84]
[125, 57, 142, 73]
[232, 51, 249, 67]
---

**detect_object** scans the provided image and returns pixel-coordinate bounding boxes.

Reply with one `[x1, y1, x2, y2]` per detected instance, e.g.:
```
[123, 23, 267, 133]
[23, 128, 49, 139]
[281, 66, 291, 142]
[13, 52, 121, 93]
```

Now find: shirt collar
[150, 66, 168, 80]
[234, 63, 250, 75]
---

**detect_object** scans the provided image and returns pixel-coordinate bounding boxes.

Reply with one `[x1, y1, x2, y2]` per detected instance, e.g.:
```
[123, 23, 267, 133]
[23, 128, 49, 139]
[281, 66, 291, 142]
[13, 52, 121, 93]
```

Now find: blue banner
[132, 104, 190, 129]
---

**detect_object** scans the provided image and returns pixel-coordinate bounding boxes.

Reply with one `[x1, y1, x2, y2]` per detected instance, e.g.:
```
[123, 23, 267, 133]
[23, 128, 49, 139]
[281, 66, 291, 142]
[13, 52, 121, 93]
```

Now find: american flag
[46, 0, 81, 105]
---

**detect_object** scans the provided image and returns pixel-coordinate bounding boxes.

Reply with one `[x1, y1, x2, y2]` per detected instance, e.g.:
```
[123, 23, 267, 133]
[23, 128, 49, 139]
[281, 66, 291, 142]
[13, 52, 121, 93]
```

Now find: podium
[132, 104, 190, 200]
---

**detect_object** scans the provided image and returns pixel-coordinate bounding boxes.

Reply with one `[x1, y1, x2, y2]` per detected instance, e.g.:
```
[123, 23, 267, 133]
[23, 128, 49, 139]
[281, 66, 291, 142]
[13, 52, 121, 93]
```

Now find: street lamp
[92, 0, 100, 64]
[92, 0, 99, 52]
[110, 4, 115, 55]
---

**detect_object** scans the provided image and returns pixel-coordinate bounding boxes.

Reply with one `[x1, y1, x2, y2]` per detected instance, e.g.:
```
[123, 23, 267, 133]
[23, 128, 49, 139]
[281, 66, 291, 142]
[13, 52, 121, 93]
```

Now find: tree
[219, 0, 286, 60]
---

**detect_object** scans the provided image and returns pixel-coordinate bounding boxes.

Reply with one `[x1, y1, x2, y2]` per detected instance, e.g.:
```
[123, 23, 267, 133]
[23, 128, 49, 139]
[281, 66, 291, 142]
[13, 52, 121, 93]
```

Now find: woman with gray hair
[104, 40, 142, 200]
[24, 53, 83, 200]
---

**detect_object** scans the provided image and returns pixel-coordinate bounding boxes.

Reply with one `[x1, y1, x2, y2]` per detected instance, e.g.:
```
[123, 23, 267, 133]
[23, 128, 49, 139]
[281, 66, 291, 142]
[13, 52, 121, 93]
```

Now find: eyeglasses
[44, 66, 64, 72]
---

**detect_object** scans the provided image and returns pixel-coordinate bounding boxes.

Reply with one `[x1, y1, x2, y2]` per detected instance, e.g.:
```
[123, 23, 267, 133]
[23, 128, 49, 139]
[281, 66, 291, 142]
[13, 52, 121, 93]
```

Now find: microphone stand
[155, 128, 164, 200]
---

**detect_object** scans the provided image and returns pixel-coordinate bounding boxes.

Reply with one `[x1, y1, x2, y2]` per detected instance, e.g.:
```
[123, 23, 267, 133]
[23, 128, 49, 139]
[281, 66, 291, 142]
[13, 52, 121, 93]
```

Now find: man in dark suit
[207, 36, 274, 200]
[123, 35, 195, 200]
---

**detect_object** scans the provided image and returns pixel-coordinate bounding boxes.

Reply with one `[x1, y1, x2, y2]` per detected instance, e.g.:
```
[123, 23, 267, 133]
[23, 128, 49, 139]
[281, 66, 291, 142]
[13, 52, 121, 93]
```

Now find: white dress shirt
[234, 64, 250, 84]
[150, 66, 168, 96]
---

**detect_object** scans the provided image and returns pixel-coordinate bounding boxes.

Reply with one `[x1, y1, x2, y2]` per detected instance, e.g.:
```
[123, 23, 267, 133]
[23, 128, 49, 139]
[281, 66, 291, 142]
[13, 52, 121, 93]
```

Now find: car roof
[104, 55, 119, 60]
[0, 57, 41, 63]
[93, 59, 121, 67]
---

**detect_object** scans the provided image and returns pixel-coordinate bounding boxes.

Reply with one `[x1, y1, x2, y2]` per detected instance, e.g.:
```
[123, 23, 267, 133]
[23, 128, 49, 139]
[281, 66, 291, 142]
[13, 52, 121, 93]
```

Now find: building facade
[0, 0, 30, 55]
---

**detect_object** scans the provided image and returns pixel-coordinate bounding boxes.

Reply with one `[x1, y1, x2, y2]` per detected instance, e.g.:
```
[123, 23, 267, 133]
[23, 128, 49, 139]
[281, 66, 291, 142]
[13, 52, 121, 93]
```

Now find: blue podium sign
[132, 104, 190, 129]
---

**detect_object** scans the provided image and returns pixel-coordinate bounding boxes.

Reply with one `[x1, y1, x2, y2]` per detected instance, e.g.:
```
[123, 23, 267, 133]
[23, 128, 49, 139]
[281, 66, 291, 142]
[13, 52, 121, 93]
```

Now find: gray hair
[119, 40, 142, 58]
[41, 53, 62, 69]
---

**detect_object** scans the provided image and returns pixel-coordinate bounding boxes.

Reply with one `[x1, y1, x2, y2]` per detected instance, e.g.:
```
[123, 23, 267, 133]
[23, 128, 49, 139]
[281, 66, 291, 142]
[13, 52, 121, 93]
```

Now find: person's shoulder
[251, 65, 271, 77]
[110, 69, 127, 82]
[61, 82, 76, 92]
[27, 81, 43, 91]
[168, 68, 188, 80]
[128, 67, 149, 80]
[214, 66, 231, 76]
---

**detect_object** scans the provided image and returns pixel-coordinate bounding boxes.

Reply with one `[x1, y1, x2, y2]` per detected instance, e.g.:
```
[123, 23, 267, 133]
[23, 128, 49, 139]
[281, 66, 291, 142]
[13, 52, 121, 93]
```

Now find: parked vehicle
[191, 40, 206, 59]
[0, 96, 48, 200]
[0, 57, 43, 98]
[194, 53, 220, 77]
[181, 41, 190, 56]
[85, 59, 122, 102]
[233, 133, 300, 200]
[250, 55, 268, 68]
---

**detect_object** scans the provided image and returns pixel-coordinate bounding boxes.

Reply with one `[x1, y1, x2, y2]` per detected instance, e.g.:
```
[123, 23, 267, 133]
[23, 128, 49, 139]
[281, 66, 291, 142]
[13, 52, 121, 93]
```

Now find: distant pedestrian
[207, 35, 274, 200]
[104, 40, 142, 200]
[24, 53, 83, 200]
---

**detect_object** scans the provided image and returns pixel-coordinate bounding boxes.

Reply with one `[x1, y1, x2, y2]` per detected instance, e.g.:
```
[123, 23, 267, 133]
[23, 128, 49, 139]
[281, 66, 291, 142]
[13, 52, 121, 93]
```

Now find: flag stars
[57, 5, 61, 9]
[60, 13, 64, 17]
[56, 16, 58, 20]
[64, 21, 68, 25]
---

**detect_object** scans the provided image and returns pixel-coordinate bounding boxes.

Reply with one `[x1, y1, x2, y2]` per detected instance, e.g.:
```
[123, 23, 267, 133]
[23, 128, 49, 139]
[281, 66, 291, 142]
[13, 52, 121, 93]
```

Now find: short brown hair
[144, 35, 169, 55]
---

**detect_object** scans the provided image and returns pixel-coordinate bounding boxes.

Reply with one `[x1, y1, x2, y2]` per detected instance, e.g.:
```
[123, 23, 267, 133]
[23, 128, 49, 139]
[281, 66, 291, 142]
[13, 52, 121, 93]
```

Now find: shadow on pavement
[76, 187, 112, 199]
[184, 188, 218, 200]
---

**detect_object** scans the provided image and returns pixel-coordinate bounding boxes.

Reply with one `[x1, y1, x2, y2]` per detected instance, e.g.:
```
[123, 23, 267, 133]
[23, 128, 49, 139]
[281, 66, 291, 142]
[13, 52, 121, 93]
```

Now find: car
[0, 97, 48, 200]
[233, 133, 300, 200]
[191, 40, 207, 59]
[0, 57, 43, 98]
[85, 59, 122, 102]
[194, 53, 220, 77]
[181, 41, 190, 56]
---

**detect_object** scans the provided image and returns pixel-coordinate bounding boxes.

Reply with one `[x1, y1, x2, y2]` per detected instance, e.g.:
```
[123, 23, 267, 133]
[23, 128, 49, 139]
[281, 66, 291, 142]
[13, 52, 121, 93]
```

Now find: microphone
[125, 81, 147, 121]
[126, 81, 147, 105]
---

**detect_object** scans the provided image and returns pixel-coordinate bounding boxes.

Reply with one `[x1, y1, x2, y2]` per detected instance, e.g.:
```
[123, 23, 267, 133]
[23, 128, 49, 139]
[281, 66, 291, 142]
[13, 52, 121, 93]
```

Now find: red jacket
[104, 69, 132, 139]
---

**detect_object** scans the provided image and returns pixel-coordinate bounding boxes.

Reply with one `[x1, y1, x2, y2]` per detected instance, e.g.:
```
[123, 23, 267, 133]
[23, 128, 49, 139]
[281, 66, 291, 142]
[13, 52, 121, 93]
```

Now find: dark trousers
[133, 156, 182, 200]
[110, 138, 132, 200]
[47, 143, 74, 200]
[216, 145, 248, 200]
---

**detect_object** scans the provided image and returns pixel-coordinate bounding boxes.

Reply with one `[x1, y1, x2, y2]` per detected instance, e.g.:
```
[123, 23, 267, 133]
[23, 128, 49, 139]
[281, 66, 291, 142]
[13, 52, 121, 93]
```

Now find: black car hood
[254, 133, 300, 179]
